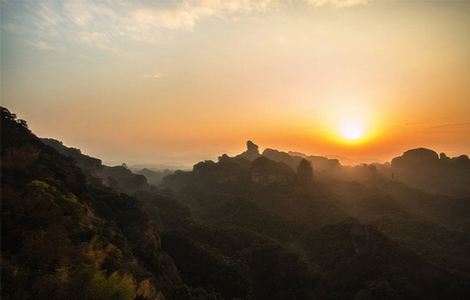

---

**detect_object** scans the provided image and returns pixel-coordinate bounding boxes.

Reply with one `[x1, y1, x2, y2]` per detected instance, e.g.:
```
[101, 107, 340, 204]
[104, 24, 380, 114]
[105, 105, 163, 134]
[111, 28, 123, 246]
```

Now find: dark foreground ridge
[2, 106, 470, 300]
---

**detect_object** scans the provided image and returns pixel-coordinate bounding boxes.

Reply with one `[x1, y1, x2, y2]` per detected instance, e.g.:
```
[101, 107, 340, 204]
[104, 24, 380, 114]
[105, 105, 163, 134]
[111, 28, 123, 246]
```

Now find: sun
[339, 119, 365, 142]
[322, 102, 375, 145]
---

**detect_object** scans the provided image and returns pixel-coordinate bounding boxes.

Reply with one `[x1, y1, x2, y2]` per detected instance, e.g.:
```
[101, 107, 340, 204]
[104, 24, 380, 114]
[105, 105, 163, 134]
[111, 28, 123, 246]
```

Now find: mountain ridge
[2, 106, 470, 299]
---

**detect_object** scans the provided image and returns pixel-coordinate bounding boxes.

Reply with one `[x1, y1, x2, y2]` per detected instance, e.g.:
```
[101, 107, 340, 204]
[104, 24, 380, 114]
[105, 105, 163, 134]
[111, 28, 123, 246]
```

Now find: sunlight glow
[340, 120, 365, 141]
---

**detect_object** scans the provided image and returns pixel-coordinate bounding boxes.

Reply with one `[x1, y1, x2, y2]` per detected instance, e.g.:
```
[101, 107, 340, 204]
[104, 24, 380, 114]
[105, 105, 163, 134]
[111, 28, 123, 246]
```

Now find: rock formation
[238, 140, 260, 161]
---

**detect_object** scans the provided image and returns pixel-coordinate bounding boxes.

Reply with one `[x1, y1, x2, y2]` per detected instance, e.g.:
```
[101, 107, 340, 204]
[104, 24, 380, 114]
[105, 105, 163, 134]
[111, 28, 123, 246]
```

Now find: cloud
[78, 31, 110, 49]
[7, 0, 367, 53]
[63, 1, 119, 26]
[49, 0, 274, 48]
[36, 2, 63, 27]
[143, 73, 164, 79]
[125, 0, 273, 35]
[307, 0, 368, 8]
[27, 40, 64, 52]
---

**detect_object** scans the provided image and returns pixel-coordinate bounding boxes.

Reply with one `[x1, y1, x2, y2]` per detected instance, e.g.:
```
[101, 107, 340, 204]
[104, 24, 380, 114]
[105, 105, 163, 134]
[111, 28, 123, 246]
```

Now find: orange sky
[2, 0, 470, 167]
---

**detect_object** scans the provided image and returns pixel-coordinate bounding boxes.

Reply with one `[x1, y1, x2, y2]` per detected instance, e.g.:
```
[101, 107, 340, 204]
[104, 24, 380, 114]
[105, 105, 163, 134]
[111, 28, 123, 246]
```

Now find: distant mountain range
[2, 106, 470, 299]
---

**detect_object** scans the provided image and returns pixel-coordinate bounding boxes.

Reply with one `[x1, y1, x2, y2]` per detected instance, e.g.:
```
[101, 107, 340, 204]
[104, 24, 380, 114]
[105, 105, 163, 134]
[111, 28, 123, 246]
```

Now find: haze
[2, 0, 470, 166]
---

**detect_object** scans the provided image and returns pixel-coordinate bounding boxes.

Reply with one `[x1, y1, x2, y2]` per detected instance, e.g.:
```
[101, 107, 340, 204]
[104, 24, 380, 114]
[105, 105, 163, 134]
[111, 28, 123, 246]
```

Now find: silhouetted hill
[163, 142, 304, 188]
[288, 151, 341, 174]
[235, 140, 261, 161]
[301, 219, 468, 299]
[390, 148, 470, 197]
[160, 140, 470, 298]
[135, 168, 173, 186]
[41, 138, 102, 170]
[42, 138, 154, 195]
[262, 148, 303, 170]
[1, 107, 183, 299]
[323, 179, 470, 276]
[263, 148, 341, 179]
[3, 110, 470, 299]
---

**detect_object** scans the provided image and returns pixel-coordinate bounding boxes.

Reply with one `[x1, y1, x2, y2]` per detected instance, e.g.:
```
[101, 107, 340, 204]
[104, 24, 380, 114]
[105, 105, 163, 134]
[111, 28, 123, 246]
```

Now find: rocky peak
[247, 140, 259, 153]
[391, 148, 439, 168]
[238, 140, 260, 161]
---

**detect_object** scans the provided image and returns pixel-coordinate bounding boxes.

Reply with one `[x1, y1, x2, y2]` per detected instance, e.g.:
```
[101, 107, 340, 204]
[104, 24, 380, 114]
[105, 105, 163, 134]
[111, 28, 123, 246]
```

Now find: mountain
[161, 140, 470, 299]
[135, 168, 173, 186]
[235, 140, 261, 161]
[2, 107, 470, 299]
[288, 151, 341, 174]
[1, 107, 185, 299]
[41, 138, 155, 195]
[390, 148, 470, 197]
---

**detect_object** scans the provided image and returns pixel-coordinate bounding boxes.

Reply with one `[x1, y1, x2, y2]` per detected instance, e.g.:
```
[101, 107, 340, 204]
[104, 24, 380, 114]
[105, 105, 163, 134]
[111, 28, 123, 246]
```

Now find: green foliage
[76, 266, 136, 300]
[1, 179, 140, 299]
[1, 108, 179, 299]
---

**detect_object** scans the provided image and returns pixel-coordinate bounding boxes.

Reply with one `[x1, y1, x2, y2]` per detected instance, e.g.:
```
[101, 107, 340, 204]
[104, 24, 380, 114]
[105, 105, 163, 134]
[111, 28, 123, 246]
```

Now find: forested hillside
[2, 107, 470, 299]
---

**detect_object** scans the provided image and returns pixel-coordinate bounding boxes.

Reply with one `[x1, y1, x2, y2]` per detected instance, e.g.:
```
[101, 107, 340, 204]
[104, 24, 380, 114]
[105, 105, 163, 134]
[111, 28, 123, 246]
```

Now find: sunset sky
[2, 0, 470, 167]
